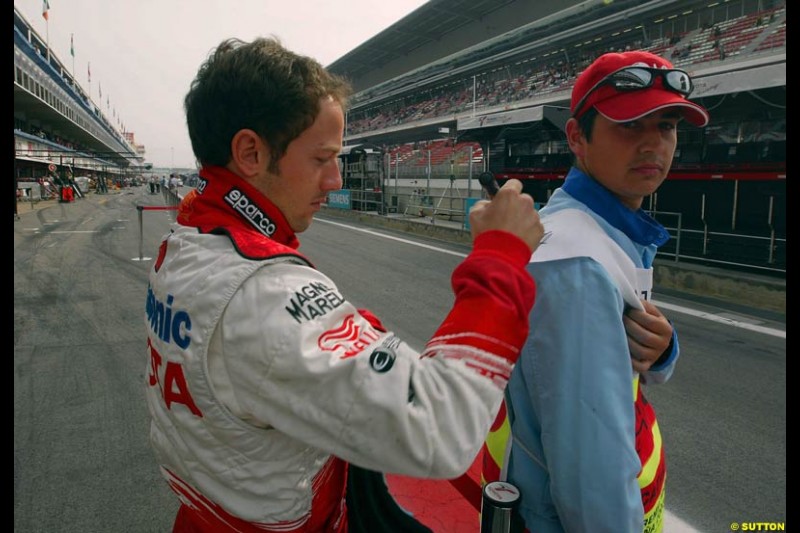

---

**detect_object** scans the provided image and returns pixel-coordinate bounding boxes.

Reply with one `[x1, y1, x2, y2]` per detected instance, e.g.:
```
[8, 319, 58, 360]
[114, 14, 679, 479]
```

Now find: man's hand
[624, 300, 673, 373]
[468, 179, 544, 254]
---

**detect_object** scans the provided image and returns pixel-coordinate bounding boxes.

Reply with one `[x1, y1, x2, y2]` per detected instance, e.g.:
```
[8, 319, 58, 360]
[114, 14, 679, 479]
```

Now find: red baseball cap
[571, 51, 709, 127]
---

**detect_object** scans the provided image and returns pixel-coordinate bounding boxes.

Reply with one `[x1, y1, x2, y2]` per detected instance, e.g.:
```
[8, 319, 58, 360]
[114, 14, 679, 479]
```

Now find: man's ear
[228, 129, 269, 179]
[565, 118, 587, 159]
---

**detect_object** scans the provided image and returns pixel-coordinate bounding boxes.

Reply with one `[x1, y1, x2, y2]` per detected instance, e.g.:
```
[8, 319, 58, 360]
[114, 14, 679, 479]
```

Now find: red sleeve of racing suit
[357, 308, 387, 333]
[432, 230, 536, 364]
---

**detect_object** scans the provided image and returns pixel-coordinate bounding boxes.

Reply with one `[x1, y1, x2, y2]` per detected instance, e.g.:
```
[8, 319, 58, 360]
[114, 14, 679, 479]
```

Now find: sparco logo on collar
[224, 188, 277, 236]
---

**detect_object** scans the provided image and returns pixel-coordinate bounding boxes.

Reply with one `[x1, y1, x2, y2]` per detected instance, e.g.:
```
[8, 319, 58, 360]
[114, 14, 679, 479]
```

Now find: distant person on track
[482, 50, 710, 532]
[15, 187, 22, 220]
[168, 173, 180, 196]
[144, 36, 545, 532]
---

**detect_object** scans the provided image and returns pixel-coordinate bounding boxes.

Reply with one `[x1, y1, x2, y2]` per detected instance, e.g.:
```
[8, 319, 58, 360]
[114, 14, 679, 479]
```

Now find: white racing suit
[144, 165, 537, 532]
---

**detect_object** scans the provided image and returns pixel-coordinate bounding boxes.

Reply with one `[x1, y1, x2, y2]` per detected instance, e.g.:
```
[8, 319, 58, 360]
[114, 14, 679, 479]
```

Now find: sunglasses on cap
[573, 66, 694, 119]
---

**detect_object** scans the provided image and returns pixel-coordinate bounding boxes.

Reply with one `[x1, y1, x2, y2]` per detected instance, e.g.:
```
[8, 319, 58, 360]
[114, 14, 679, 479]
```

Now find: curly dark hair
[185, 37, 352, 172]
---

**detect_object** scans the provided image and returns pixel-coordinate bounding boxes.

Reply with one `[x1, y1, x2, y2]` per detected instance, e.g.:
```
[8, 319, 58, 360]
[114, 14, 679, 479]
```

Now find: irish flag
[42, 0, 50, 21]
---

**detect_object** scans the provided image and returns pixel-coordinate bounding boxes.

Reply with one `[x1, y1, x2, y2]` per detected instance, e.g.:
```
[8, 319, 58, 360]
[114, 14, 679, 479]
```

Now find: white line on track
[43, 230, 99, 233]
[318, 218, 467, 256]
[653, 301, 784, 339]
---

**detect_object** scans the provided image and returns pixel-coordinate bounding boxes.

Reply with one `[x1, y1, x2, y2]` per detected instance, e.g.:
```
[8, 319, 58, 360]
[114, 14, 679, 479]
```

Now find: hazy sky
[14, 0, 429, 169]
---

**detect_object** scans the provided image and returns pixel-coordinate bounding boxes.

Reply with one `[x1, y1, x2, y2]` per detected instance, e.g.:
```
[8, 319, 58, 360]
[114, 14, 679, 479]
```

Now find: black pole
[480, 481, 523, 533]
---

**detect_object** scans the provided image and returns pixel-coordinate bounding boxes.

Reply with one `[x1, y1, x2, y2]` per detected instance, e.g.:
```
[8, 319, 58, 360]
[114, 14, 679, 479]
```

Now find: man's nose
[323, 164, 343, 191]
[639, 126, 664, 152]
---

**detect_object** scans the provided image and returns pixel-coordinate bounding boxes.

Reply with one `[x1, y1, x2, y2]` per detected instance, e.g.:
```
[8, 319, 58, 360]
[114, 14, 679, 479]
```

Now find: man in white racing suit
[144, 37, 544, 532]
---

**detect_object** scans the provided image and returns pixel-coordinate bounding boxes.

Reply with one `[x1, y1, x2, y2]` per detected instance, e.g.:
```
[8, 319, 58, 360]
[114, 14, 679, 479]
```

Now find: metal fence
[385, 151, 788, 275]
[331, 185, 786, 276]
[650, 210, 786, 275]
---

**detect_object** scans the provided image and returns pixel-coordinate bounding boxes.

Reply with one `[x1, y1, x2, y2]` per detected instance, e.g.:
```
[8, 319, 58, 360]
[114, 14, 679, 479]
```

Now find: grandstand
[13, 0, 784, 274]
[14, 6, 148, 195]
[329, 0, 785, 275]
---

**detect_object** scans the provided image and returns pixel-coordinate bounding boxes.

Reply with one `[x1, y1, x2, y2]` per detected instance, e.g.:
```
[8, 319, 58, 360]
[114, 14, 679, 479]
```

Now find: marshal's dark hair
[577, 107, 598, 142]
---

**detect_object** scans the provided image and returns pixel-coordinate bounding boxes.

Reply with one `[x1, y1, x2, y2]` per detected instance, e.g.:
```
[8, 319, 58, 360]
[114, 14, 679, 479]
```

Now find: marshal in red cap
[571, 51, 709, 127]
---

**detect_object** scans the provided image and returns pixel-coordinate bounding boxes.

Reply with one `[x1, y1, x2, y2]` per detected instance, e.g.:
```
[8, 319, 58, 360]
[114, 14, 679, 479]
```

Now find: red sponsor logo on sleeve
[318, 314, 381, 359]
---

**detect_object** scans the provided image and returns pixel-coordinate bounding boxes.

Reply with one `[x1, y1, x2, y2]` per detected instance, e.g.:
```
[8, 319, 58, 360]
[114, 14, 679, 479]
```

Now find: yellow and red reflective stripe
[638, 419, 663, 489]
[481, 401, 511, 485]
[480, 376, 666, 531]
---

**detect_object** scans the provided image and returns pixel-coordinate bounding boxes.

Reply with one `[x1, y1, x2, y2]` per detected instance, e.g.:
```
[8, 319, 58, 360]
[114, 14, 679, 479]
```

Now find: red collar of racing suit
[176, 165, 309, 261]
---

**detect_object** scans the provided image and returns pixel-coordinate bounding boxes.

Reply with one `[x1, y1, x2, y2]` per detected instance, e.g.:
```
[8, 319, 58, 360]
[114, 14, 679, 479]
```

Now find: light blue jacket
[505, 167, 678, 532]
